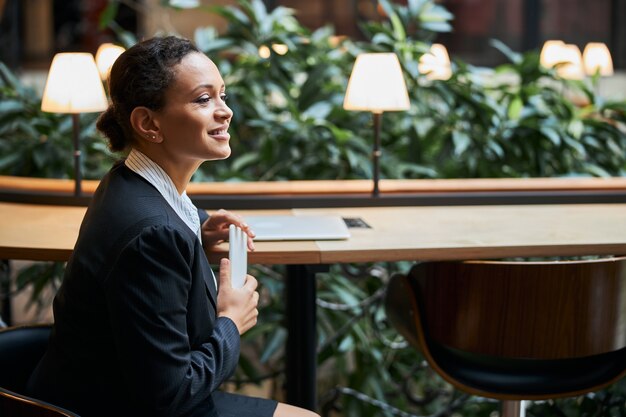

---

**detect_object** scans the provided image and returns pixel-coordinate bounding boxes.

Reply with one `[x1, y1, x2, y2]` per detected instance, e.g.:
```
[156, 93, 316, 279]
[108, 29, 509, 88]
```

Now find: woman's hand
[201, 209, 255, 250]
[216, 258, 259, 335]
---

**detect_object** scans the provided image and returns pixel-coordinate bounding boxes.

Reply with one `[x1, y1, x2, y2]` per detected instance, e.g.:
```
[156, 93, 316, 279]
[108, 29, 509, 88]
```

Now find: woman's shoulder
[82, 164, 197, 246]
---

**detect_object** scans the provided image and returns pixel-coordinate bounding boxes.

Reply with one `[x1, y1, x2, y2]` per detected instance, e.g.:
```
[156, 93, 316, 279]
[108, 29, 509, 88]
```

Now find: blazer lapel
[200, 253, 218, 310]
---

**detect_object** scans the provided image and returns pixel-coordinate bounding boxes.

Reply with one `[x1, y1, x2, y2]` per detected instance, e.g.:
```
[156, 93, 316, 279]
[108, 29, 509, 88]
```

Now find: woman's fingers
[205, 209, 256, 250]
[244, 274, 258, 291]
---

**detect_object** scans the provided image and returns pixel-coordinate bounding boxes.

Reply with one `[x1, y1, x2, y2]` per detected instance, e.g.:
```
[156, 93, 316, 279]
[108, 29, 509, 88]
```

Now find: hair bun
[96, 108, 128, 152]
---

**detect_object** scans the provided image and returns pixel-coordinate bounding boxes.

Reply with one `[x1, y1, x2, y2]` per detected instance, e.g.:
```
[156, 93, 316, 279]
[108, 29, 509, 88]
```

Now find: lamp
[95, 43, 125, 80]
[540, 41, 584, 80]
[343, 53, 410, 197]
[540, 40, 566, 69]
[583, 42, 613, 77]
[556, 44, 584, 80]
[41, 53, 108, 196]
[271, 44, 288, 55]
[418, 43, 452, 81]
[258, 45, 271, 59]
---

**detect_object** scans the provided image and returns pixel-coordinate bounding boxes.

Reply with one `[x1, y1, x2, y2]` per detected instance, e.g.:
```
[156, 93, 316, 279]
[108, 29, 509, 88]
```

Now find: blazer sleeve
[198, 208, 209, 225]
[104, 224, 239, 417]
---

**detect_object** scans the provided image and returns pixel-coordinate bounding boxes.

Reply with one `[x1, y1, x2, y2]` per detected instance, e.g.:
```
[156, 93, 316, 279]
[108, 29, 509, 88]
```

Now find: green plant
[361, 2, 626, 179]
[0, 63, 116, 179]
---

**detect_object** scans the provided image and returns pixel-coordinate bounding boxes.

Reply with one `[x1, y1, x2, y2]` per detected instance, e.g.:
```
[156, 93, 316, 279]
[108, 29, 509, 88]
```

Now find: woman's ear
[130, 107, 163, 144]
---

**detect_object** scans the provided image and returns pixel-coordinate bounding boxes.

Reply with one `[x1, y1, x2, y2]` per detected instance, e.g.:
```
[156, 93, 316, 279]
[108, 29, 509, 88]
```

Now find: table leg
[285, 264, 328, 411]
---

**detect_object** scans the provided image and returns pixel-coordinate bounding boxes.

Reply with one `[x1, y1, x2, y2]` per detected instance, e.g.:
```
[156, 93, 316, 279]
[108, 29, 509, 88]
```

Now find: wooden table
[4, 203, 626, 262]
[2, 201, 626, 410]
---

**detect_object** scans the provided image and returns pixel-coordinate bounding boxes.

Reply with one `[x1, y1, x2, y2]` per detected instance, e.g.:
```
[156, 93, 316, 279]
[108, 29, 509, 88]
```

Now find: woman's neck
[132, 146, 200, 195]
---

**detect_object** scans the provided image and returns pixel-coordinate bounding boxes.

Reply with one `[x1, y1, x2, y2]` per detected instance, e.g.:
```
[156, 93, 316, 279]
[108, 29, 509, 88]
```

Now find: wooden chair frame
[386, 256, 626, 416]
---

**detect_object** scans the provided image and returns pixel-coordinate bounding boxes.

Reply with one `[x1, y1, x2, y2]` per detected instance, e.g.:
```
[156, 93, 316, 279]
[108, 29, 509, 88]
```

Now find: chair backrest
[0, 324, 52, 393]
[0, 324, 80, 417]
[385, 256, 626, 400]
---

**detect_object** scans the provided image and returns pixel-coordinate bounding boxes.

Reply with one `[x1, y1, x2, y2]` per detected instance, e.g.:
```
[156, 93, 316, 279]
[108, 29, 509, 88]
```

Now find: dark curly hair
[96, 36, 200, 152]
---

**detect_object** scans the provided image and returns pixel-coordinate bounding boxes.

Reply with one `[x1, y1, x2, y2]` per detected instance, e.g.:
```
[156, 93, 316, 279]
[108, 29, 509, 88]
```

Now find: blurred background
[2, 0, 625, 71]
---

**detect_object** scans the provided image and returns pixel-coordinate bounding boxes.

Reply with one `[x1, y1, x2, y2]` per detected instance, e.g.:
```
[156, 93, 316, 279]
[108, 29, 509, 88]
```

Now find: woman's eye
[195, 95, 211, 104]
[220, 94, 228, 102]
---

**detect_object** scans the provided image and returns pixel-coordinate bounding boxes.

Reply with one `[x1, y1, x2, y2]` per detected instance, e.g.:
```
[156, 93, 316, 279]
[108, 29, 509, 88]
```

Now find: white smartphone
[228, 224, 247, 289]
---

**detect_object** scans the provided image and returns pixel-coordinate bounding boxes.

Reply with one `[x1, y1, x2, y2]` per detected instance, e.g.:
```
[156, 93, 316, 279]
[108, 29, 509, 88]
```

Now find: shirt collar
[124, 149, 201, 240]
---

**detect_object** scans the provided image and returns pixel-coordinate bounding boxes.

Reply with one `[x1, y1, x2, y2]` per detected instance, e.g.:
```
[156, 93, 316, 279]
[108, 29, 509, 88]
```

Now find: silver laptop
[244, 215, 351, 241]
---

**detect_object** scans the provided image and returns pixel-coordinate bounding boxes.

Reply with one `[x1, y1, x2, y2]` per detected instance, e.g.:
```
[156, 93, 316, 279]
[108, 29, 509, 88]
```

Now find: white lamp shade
[41, 53, 108, 114]
[540, 40, 565, 68]
[418, 43, 452, 80]
[258, 45, 271, 58]
[583, 42, 614, 76]
[556, 44, 585, 80]
[343, 53, 410, 113]
[271, 44, 288, 55]
[95, 43, 125, 80]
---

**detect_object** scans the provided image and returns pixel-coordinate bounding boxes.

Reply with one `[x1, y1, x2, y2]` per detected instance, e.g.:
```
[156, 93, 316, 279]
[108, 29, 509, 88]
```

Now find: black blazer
[27, 162, 240, 417]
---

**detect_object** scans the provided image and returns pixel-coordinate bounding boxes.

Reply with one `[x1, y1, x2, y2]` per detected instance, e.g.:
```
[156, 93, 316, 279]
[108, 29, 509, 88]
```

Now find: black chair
[385, 256, 626, 417]
[0, 324, 80, 417]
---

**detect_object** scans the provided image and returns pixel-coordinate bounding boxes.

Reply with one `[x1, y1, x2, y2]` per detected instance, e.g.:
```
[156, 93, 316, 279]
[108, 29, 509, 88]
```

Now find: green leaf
[568, 120, 584, 139]
[451, 130, 470, 156]
[194, 26, 218, 50]
[0, 151, 23, 171]
[420, 21, 453, 32]
[508, 96, 523, 120]
[584, 163, 611, 177]
[302, 102, 332, 120]
[420, 4, 454, 22]
[250, 0, 268, 24]
[99, 1, 119, 30]
[540, 127, 561, 146]
[338, 335, 355, 352]
[408, 0, 429, 16]
[167, 0, 200, 9]
[371, 32, 393, 46]
[260, 328, 286, 363]
[563, 136, 586, 157]
[390, 12, 406, 42]
[490, 38, 522, 65]
[231, 152, 259, 171]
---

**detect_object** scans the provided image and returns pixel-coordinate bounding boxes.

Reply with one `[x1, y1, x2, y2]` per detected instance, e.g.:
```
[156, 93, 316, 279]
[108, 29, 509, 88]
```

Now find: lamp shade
[95, 43, 125, 80]
[418, 43, 452, 81]
[540, 40, 565, 69]
[41, 53, 108, 114]
[583, 42, 614, 76]
[343, 53, 410, 113]
[556, 44, 584, 80]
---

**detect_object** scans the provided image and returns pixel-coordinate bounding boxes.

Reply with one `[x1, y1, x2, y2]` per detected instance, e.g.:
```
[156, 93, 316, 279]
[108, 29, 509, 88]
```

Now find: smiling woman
[126, 51, 234, 193]
[24, 36, 319, 417]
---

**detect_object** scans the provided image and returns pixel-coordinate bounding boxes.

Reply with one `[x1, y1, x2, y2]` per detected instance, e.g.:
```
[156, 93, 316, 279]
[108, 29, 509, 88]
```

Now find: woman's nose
[215, 102, 233, 121]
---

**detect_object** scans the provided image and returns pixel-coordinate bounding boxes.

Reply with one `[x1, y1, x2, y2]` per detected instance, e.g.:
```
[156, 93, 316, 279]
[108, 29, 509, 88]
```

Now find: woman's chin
[208, 146, 231, 161]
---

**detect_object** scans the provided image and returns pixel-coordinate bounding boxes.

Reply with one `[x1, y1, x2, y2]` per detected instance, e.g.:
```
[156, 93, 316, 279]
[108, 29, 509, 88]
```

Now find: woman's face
[154, 52, 233, 164]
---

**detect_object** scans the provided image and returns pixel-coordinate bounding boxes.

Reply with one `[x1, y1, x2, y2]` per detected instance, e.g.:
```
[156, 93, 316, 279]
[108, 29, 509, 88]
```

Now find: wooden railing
[2, 175, 626, 208]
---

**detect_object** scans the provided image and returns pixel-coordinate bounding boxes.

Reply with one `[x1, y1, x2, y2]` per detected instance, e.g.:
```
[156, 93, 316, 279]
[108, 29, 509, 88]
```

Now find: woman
[27, 36, 319, 417]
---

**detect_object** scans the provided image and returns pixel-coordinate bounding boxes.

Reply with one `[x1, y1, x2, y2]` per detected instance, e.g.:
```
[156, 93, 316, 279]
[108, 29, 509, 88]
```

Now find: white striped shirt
[125, 149, 202, 240]
[125, 149, 217, 289]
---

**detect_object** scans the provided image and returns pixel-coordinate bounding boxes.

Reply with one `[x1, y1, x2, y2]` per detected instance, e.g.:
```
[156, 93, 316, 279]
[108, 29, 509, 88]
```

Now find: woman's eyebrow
[190, 83, 224, 93]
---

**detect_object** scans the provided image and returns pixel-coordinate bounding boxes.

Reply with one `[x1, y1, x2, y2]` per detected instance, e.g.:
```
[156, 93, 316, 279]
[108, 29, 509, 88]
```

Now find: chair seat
[430, 341, 626, 398]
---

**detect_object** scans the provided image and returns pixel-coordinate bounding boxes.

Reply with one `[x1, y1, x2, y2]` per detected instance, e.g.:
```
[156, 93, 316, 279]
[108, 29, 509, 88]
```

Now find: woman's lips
[208, 128, 230, 141]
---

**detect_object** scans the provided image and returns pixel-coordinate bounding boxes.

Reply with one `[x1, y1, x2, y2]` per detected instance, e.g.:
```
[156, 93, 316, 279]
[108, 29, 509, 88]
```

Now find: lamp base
[71, 114, 82, 197]
[371, 112, 382, 197]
